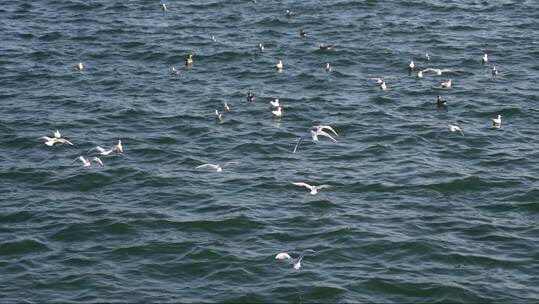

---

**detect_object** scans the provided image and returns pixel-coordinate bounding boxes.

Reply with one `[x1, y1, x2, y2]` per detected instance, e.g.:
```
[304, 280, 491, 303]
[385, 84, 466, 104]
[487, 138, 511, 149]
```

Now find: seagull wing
[297, 249, 316, 263]
[196, 163, 219, 170]
[54, 130, 61, 138]
[458, 128, 464, 136]
[317, 130, 337, 142]
[60, 139, 74, 145]
[292, 182, 314, 190]
[293, 135, 308, 153]
[92, 157, 104, 166]
[318, 125, 338, 136]
[315, 184, 333, 190]
[71, 156, 83, 164]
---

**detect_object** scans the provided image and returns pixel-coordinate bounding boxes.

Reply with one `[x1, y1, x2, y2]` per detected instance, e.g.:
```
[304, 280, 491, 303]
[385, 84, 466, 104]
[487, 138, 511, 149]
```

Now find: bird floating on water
[491, 66, 498, 76]
[408, 61, 415, 71]
[91, 140, 123, 156]
[448, 124, 464, 136]
[325, 63, 331, 72]
[270, 98, 280, 108]
[436, 95, 448, 107]
[247, 91, 255, 102]
[276, 60, 283, 70]
[492, 114, 502, 127]
[319, 43, 333, 50]
[224, 101, 230, 112]
[292, 182, 332, 195]
[74, 156, 104, 167]
[185, 54, 193, 66]
[75, 62, 83, 71]
[286, 9, 294, 17]
[160, 3, 167, 11]
[293, 125, 338, 153]
[41, 130, 73, 146]
[196, 163, 222, 172]
[441, 79, 452, 88]
[257, 43, 264, 52]
[275, 249, 315, 270]
[272, 106, 282, 117]
[215, 110, 224, 123]
[380, 81, 387, 90]
[300, 29, 307, 37]
[417, 70, 423, 78]
[425, 53, 430, 61]
[482, 53, 488, 64]
[171, 66, 180, 76]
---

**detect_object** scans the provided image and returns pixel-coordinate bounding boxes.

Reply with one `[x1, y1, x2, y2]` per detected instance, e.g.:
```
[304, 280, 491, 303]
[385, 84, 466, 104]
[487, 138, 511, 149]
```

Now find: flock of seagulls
[62, 4, 510, 270]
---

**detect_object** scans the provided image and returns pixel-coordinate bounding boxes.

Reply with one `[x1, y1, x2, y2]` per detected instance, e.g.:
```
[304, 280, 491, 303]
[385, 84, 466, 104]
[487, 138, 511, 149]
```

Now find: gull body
[408, 61, 415, 71]
[272, 106, 282, 117]
[160, 3, 167, 11]
[417, 70, 423, 78]
[425, 53, 430, 61]
[75, 156, 104, 167]
[492, 114, 502, 126]
[436, 95, 448, 107]
[492, 66, 498, 76]
[441, 79, 452, 88]
[293, 125, 338, 153]
[247, 91, 255, 102]
[41, 130, 73, 146]
[380, 81, 387, 90]
[325, 62, 331, 72]
[75, 62, 84, 71]
[292, 182, 332, 195]
[300, 29, 307, 37]
[215, 110, 224, 123]
[185, 54, 193, 66]
[319, 43, 333, 50]
[270, 98, 280, 108]
[482, 53, 488, 64]
[286, 9, 294, 17]
[224, 101, 230, 112]
[275, 249, 315, 270]
[171, 66, 180, 76]
[276, 60, 283, 70]
[258, 43, 264, 52]
[448, 124, 464, 136]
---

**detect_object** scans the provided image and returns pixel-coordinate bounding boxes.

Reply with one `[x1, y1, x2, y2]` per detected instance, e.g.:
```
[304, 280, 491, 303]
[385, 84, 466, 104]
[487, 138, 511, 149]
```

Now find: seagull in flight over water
[195, 162, 238, 172]
[293, 125, 338, 153]
[292, 182, 332, 195]
[73, 156, 104, 167]
[90, 140, 123, 156]
[275, 249, 315, 270]
[41, 130, 73, 146]
[448, 124, 464, 136]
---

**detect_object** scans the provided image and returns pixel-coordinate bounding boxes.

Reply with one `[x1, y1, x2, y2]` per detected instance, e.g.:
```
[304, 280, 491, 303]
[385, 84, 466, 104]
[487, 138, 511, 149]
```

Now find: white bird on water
[482, 53, 488, 64]
[380, 81, 387, 90]
[75, 62, 83, 71]
[292, 182, 332, 195]
[325, 62, 331, 72]
[270, 98, 280, 108]
[92, 140, 123, 156]
[258, 43, 264, 52]
[441, 79, 452, 88]
[196, 162, 237, 172]
[276, 60, 283, 70]
[272, 106, 282, 117]
[293, 125, 338, 153]
[448, 124, 464, 136]
[425, 53, 430, 61]
[224, 101, 230, 112]
[408, 61, 415, 71]
[491, 66, 498, 76]
[215, 109, 224, 123]
[73, 156, 104, 167]
[275, 249, 315, 270]
[417, 70, 423, 78]
[492, 114, 502, 127]
[171, 66, 180, 76]
[41, 130, 73, 146]
[160, 3, 167, 11]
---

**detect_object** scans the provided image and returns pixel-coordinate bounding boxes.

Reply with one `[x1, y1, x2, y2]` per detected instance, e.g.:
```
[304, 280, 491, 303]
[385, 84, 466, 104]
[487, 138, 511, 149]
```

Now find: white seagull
[292, 182, 332, 195]
[441, 79, 452, 88]
[491, 66, 498, 76]
[492, 114, 502, 126]
[293, 125, 338, 153]
[286, 9, 294, 17]
[215, 110, 224, 123]
[171, 66, 180, 76]
[272, 106, 282, 117]
[380, 81, 387, 90]
[421, 68, 451, 75]
[448, 124, 464, 136]
[74, 156, 104, 167]
[92, 140, 123, 156]
[270, 98, 280, 108]
[224, 101, 230, 112]
[160, 3, 167, 11]
[41, 130, 73, 146]
[417, 70, 423, 78]
[275, 249, 315, 270]
[482, 53, 488, 64]
[75, 62, 84, 71]
[258, 43, 264, 52]
[425, 53, 430, 61]
[408, 61, 415, 71]
[195, 162, 237, 172]
[325, 62, 331, 72]
[276, 60, 283, 70]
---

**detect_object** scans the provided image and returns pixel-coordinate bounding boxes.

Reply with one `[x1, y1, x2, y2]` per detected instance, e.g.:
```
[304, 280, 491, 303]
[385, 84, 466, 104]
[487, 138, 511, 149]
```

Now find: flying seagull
[293, 125, 338, 153]
[275, 249, 316, 270]
[292, 182, 332, 195]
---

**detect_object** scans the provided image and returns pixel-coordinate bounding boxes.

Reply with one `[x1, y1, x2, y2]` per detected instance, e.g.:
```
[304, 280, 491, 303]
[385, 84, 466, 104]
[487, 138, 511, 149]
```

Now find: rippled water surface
[1, 0, 539, 302]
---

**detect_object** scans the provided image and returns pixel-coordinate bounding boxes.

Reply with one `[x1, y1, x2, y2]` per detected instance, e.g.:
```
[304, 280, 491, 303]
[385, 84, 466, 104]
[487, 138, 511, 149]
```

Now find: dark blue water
[1, 0, 539, 302]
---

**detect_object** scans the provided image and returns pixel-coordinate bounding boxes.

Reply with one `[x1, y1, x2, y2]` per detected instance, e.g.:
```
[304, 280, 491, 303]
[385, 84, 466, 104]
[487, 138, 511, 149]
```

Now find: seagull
[293, 125, 338, 153]
[215, 110, 224, 123]
[75, 62, 83, 71]
[436, 95, 448, 107]
[171, 66, 180, 76]
[425, 53, 430, 61]
[300, 29, 307, 37]
[247, 91, 255, 102]
[325, 62, 331, 72]
[195, 162, 237, 172]
[276, 60, 283, 70]
[210, 35, 216, 42]
[492, 114, 502, 126]
[448, 124, 464, 136]
[160, 3, 167, 11]
[482, 53, 488, 64]
[224, 101, 230, 112]
[292, 182, 332, 195]
[421, 68, 451, 75]
[92, 140, 123, 156]
[441, 79, 452, 88]
[272, 106, 282, 117]
[417, 70, 423, 78]
[319, 43, 333, 50]
[270, 98, 280, 108]
[258, 43, 264, 52]
[185, 54, 193, 66]
[286, 9, 294, 17]
[73, 156, 104, 167]
[408, 61, 415, 71]
[369, 76, 398, 84]
[41, 130, 73, 146]
[491, 66, 498, 76]
[380, 81, 387, 90]
[275, 249, 315, 270]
